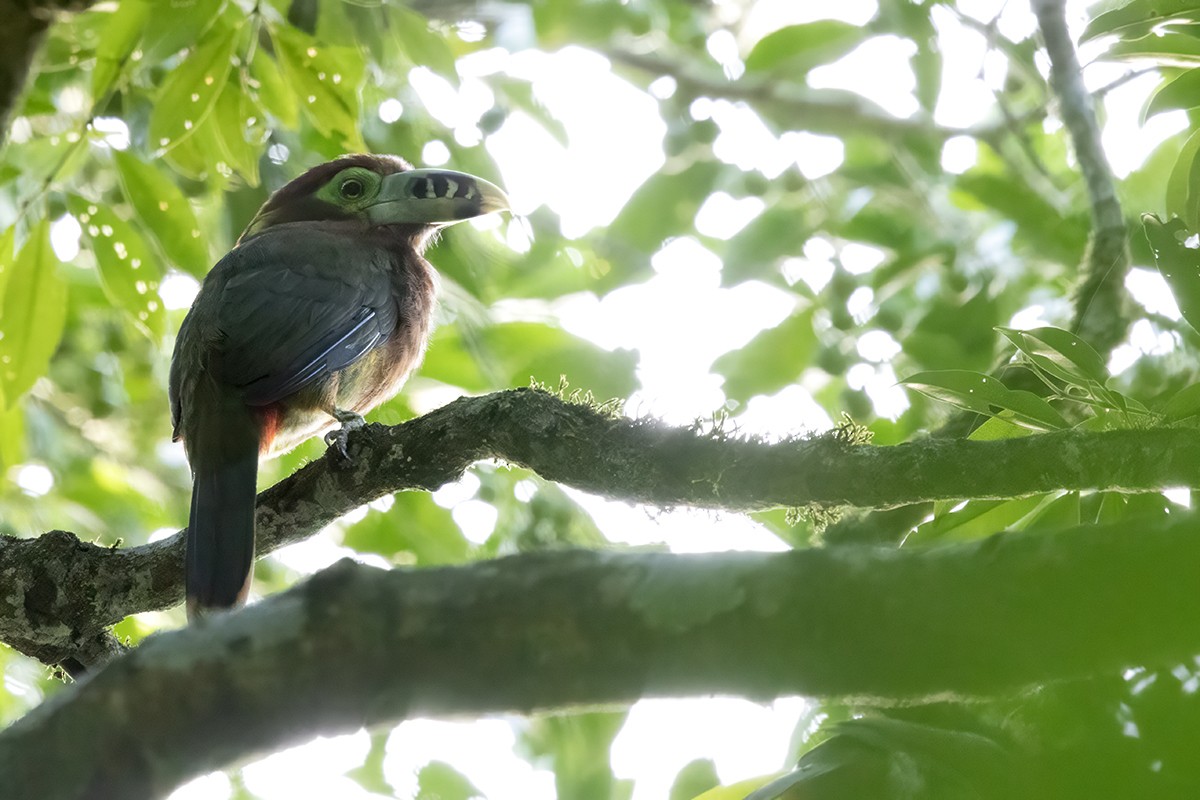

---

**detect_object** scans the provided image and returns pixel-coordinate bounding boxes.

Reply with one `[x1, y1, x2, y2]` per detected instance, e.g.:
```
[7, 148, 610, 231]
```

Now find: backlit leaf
[909, 496, 1050, 544]
[745, 21, 863, 74]
[212, 77, 267, 185]
[1162, 381, 1200, 421]
[1143, 68, 1200, 121]
[0, 222, 66, 409]
[713, 307, 817, 403]
[995, 327, 1111, 387]
[69, 196, 164, 339]
[1143, 213, 1200, 337]
[387, 5, 459, 79]
[92, 0, 150, 96]
[271, 24, 366, 151]
[901, 369, 1068, 431]
[1083, 0, 1200, 42]
[113, 150, 209, 277]
[1165, 129, 1200, 228]
[148, 18, 242, 161]
[249, 48, 299, 128]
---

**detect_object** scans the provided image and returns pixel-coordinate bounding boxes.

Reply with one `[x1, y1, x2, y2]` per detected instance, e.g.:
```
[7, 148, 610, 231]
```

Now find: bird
[169, 153, 509, 620]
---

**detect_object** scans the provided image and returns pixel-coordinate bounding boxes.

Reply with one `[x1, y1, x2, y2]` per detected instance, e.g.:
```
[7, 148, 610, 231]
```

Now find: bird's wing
[207, 228, 399, 407]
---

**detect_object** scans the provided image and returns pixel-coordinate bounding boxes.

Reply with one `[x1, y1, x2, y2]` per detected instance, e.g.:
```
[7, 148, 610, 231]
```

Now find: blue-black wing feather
[204, 226, 398, 406]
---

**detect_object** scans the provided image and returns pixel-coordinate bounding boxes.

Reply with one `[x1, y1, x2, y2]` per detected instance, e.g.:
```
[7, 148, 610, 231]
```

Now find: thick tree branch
[4, 513, 1200, 799]
[4, 388, 1200, 670]
[1033, 0, 1131, 354]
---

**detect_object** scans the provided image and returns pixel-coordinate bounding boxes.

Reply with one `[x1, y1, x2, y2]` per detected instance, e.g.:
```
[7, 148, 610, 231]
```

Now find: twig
[1033, 0, 1131, 355]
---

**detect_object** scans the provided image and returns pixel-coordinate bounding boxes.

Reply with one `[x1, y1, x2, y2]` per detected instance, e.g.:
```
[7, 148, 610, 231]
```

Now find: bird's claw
[325, 409, 366, 462]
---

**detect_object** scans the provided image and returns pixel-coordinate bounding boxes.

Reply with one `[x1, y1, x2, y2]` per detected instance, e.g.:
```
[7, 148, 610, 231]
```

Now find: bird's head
[240, 154, 510, 248]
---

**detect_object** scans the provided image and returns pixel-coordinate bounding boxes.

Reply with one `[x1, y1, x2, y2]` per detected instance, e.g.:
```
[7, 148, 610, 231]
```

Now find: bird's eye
[340, 178, 365, 199]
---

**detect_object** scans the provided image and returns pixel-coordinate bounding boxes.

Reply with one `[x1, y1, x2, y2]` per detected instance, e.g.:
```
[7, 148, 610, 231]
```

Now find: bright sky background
[108, 0, 1187, 797]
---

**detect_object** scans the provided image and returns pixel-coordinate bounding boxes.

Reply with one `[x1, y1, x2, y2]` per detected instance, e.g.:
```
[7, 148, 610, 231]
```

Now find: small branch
[608, 48, 1013, 143]
[4, 514, 1200, 799]
[1033, 0, 1131, 354]
[4, 388, 1200, 669]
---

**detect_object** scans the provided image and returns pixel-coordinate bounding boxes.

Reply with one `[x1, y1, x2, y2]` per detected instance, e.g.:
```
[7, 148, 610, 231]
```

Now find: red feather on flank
[257, 405, 282, 455]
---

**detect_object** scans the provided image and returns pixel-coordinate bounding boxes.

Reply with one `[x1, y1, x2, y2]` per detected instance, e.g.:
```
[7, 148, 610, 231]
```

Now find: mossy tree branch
[3, 388, 1200, 671]
[3, 513, 1200, 799]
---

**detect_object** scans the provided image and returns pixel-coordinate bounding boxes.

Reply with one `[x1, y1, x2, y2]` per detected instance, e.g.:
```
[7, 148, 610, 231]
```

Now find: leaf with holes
[148, 18, 241, 161]
[271, 25, 366, 151]
[212, 77, 268, 186]
[901, 370, 1068, 431]
[250, 48, 298, 128]
[113, 150, 209, 277]
[92, 0, 150, 96]
[69, 196, 164, 339]
[0, 222, 65, 409]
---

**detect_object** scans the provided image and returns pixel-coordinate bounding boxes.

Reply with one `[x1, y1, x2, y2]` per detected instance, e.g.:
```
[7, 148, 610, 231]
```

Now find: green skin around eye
[314, 167, 383, 211]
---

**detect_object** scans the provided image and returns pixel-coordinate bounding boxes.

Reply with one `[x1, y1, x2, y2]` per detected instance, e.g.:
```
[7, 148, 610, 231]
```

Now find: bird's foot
[324, 408, 366, 462]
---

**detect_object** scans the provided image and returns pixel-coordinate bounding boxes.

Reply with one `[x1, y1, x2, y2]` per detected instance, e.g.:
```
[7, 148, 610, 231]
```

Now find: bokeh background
[2, 0, 1198, 797]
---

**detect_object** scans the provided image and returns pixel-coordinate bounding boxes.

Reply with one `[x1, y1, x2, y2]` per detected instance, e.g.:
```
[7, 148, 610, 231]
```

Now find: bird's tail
[185, 384, 261, 620]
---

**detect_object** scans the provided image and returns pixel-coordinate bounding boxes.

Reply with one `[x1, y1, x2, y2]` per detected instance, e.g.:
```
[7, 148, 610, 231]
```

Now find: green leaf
[387, 5, 459, 79]
[148, 18, 242, 159]
[1082, 0, 1200, 41]
[113, 150, 209, 277]
[159, 111, 227, 183]
[0, 221, 66, 409]
[249, 48, 299, 128]
[212, 77, 267, 186]
[1166, 130, 1200, 228]
[909, 495, 1050, 544]
[492, 77, 568, 147]
[520, 712, 631, 800]
[1162, 381, 1200, 421]
[140, 0, 226, 63]
[416, 761, 482, 800]
[271, 24, 367, 151]
[345, 732, 395, 795]
[713, 307, 817, 403]
[995, 327, 1110, 387]
[92, 0, 150, 96]
[967, 414, 1034, 441]
[341, 492, 468, 565]
[1143, 213, 1200, 337]
[903, 291, 1000, 372]
[745, 21, 864, 74]
[1143, 68, 1200, 121]
[1023, 492, 1080, 532]
[425, 321, 638, 400]
[900, 369, 1068, 431]
[0, 402, 25, 468]
[0, 226, 13, 302]
[608, 160, 721, 254]
[69, 196, 165, 339]
[1103, 31, 1200, 63]
[720, 203, 810, 286]
[953, 171, 1084, 264]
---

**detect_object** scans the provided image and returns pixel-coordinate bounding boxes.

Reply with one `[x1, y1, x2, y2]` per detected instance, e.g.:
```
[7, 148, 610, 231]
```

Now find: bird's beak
[366, 168, 510, 226]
